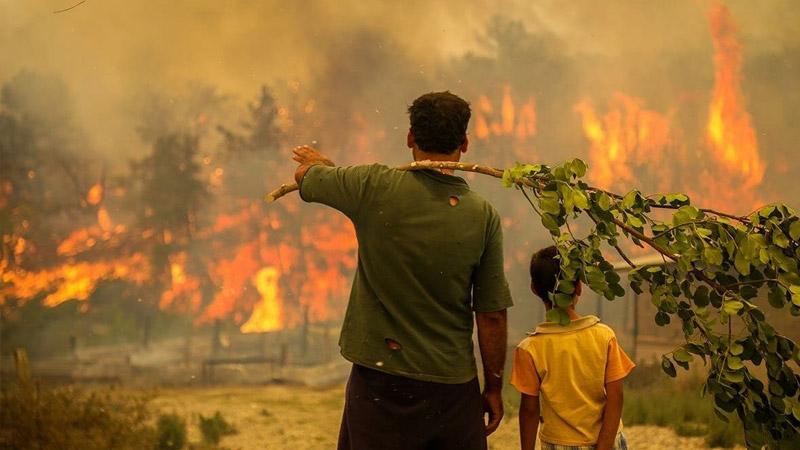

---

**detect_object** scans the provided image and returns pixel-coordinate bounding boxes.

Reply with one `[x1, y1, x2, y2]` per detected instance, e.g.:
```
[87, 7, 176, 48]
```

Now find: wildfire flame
[1, 254, 149, 308]
[0, 4, 771, 337]
[240, 267, 283, 333]
[706, 2, 764, 189]
[574, 2, 763, 210]
[474, 85, 537, 142]
[574, 93, 675, 193]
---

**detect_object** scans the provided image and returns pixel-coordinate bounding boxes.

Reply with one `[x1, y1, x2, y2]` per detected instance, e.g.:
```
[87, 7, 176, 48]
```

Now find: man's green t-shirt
[300, 163, 513, 384]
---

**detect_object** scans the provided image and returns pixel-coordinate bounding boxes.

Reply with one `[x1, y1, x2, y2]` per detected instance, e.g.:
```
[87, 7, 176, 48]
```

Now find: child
[511, 246, 635, 450]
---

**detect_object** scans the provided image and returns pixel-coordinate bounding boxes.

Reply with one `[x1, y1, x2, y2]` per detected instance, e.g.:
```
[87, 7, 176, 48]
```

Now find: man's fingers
[484, 409, 502, 435]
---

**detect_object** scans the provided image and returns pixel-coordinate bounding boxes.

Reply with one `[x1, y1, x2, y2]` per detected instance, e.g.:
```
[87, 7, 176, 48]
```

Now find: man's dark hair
[530, 246, 560, 306]
[408, 91, 471, 154]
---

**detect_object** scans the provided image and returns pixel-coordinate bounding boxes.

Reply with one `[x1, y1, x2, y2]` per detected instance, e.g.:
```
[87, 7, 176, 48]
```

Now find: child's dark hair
[529, 246, 560, 306]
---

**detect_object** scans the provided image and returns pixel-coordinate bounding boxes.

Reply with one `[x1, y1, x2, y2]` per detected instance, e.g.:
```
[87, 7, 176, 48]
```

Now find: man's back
[300, 163, 512, 383]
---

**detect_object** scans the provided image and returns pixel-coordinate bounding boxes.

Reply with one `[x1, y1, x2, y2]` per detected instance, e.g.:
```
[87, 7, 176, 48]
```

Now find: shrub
[156, 413, 187, 450]
[198, 411, 236, 444]
[0, 382, 155, 450]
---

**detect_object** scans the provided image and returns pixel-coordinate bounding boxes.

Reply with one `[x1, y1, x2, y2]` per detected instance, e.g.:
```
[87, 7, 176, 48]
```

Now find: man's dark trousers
[338, 364, 487, 450]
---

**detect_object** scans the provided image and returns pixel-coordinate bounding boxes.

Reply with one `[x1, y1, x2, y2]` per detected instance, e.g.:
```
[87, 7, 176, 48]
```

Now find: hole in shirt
[385, 338, 402, 351]
[449, 196, 459, 207]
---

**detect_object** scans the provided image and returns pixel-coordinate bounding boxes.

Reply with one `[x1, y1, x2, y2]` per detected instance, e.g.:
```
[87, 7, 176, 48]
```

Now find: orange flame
[575, 93, 674, 192]
[706, 2, 764, 189]
[1, 254, 149, 308]
[473, 85, 537, 142]
[86, 183, 103, 206]
[159, 252, 202, 313]
[240, 267, 283, 333]
[576, 3, 764, 211]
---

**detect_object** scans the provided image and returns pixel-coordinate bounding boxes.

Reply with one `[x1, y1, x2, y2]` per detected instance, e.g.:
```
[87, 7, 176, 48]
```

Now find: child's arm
[519, 393, 540, 450]
[595, 379, 623, 450]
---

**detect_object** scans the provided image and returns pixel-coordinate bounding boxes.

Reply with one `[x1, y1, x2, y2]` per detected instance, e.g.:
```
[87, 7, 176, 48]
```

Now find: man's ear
[459, 136, 469, 154]
[407, 130, 415, 149]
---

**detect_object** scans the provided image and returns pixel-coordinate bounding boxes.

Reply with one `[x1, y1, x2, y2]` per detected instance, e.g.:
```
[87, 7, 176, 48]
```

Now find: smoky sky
[1, 0, 799, 167]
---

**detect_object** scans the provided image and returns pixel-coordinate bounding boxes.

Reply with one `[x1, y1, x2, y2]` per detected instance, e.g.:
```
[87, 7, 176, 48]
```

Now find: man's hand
[483, 388, 504, 436]
[292, 145, 334, 166]
[293, 145, 335, 184]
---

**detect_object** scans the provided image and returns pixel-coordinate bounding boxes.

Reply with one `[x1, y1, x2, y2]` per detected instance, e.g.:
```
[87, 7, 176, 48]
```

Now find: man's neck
[412, 148, 460, 175]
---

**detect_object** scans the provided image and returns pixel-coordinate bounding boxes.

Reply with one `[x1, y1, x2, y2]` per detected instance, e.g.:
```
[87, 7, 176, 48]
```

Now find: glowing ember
[86, 183, 104, 205]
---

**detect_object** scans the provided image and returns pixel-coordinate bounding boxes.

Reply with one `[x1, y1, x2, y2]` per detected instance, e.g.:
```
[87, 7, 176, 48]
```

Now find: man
[292, 91, 512, 450]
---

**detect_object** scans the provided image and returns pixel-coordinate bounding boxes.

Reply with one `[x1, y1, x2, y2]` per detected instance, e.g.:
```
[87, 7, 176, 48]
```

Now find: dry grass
[149, 384, 739, 450]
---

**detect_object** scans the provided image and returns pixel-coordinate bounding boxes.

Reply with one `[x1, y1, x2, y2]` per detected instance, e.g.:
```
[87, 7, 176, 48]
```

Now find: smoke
[1, 1, 798, 163]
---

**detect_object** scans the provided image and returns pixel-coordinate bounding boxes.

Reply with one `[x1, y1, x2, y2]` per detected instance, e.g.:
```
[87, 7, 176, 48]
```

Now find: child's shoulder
[516, 335, 537, 351]
[583, 321, 619, 343]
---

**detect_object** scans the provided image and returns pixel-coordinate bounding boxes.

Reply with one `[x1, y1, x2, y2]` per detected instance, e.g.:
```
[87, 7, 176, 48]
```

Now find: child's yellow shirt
[511, 315, 635, 446]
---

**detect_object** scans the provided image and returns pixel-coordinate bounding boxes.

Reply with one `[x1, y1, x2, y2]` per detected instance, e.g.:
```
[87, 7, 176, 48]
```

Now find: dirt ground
[150, 384, 743, 450]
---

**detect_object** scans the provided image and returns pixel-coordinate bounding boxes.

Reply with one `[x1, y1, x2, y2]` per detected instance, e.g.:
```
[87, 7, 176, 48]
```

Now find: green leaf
[703, 247, 723, 266]
[674, 348, 693, 363]
[622, 191, 637, 209]
[768, 285, 786, 308]
[539, 198, 561, 215]
[734, 251, 750, 276]
[759, 205, 776, 218]
[572, 190, 589, 210]
[791, 286, 800, 307]
[627, 215, 643, 228]
[546, 307, 571, 326]
[554, 293, 574, 308]
[557, 280, 575, 295]
[723, 300, 744, 316]
[597, 193, 612, 211]
[501, 169, 514, 188]
[655, 311, 670, 326]
[723, 370, 744, 383]
[730, 342, 744, 355]
[541, 214, 559, 233]
[696, 228, 713, 238]
[570, 159, 587, 177]
[693, 286, 710, 307]
[727, 356, 744, 370]
[772, 229, 790, 249]
[789, 220, 800, 241]
[661, 356, 677, 377]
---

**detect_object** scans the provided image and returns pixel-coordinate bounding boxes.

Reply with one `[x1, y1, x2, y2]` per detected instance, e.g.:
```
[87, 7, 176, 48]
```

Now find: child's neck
[565, 308, 581, 321]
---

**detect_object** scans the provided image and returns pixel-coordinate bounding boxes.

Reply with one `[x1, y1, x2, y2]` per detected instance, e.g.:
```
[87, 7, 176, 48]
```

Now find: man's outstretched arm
[476, 308, 507, 436]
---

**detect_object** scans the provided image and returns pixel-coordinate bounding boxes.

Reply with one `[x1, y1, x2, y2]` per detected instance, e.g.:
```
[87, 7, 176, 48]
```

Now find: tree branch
[266, 160, 510, 202]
